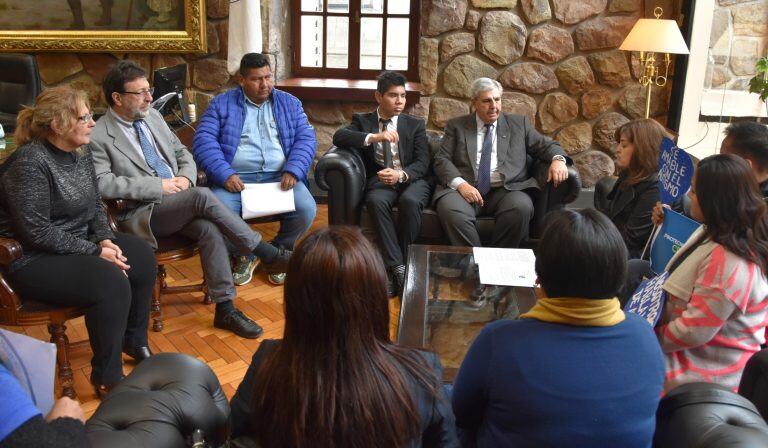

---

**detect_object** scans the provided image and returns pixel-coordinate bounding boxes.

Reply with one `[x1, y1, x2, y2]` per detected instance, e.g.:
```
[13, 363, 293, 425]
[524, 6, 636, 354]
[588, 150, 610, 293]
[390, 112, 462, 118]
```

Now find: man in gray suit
[90, 60, 290, 339]
[433, 77, 570, 249]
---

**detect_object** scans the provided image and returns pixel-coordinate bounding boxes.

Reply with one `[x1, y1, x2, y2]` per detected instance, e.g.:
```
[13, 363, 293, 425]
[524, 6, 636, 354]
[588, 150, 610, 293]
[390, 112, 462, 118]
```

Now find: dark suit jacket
[596, 172, 659, 259]
[432, 113, 567, 204]
[332, 112, 430, 184]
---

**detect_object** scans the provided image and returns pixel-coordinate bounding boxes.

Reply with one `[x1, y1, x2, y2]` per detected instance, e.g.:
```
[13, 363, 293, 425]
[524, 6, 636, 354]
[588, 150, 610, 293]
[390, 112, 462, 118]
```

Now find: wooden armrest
[0, 237, 23, 267]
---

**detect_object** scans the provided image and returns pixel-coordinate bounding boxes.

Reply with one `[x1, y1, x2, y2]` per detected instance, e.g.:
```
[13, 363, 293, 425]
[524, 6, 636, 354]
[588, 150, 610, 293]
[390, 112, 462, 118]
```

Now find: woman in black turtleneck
[0, 86, 156, 418]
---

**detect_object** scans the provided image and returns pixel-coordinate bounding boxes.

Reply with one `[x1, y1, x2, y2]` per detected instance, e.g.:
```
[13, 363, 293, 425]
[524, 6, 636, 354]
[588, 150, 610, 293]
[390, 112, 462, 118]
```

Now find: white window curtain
[228, 0, 263, 74]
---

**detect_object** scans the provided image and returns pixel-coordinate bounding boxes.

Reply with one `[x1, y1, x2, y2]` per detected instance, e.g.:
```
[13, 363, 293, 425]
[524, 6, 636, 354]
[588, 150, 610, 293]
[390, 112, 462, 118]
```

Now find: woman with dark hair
[229, 226, 458, 448]
[0, 86, 156, 395]
[452, 209, 664, 448]
[596, 118, 669, 258]
[655, 154, 768, 392]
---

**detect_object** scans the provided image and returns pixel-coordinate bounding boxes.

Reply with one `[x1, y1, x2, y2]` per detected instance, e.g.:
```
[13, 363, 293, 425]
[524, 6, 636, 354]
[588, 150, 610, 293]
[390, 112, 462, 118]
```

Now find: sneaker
[261, 248, 293, 274]
[267, 272, 286, 285]
[213, 308, 264, 339]
[233, 255, 259, 286]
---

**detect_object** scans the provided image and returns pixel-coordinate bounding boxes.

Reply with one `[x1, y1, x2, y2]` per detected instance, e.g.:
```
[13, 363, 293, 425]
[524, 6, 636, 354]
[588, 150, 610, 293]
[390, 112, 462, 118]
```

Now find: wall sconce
[619, 7, 690, 118]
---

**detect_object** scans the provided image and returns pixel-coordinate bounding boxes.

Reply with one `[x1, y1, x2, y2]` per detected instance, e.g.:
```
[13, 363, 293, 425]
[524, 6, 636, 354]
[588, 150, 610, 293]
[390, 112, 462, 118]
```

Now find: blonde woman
[0, 86, 156, 395]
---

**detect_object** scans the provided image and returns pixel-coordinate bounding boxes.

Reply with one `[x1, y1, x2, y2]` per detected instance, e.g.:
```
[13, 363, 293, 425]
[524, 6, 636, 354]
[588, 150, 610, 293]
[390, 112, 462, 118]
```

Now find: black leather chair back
[0, 53, 41, 132]
[654, 382, 768, 447]
[740, 348, 768, 420]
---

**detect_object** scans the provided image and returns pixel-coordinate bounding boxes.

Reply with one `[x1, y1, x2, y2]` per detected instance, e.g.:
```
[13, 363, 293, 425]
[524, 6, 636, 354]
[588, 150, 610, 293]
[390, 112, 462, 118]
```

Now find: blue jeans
[210, 172, 317, 250]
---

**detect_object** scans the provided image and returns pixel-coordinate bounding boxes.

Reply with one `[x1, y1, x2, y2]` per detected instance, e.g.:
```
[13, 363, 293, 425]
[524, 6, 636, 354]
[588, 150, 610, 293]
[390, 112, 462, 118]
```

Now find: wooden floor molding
[2, 205, 403, 418]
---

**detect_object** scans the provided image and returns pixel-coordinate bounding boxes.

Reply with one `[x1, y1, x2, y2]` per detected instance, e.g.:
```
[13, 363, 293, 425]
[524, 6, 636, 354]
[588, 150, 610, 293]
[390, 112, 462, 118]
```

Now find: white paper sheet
[241, 182, 296, 220]
[0, 328, 56, 414]
[472, 247, 537, 287]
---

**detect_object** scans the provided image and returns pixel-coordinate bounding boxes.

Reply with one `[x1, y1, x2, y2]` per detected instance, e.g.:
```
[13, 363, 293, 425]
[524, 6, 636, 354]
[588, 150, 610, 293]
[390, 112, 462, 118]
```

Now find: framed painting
[0, 0, 206, 53]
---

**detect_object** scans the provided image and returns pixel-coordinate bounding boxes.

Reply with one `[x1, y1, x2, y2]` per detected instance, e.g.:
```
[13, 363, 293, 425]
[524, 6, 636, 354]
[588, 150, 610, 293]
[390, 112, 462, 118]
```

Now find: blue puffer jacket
[192, 86, 317, 186]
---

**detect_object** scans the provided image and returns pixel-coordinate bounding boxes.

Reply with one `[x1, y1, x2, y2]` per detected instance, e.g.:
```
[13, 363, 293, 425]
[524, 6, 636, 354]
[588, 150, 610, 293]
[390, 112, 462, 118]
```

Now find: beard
[132, 107, 149, 119]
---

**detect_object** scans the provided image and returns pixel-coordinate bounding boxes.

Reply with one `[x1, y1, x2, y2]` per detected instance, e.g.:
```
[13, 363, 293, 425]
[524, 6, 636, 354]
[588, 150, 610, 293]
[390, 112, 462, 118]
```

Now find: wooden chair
[105, 200, 209, 333]
[0, 237, 88, 398]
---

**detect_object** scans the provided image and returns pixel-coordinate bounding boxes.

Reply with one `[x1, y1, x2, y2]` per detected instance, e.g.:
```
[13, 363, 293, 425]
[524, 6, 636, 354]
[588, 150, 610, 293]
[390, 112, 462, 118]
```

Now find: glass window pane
[385, 18, 409, 70]
[362, 0, 384, 14]
[301, 16, 324, 68]
[327, 17, 349, 69]
[328, 0, 349, 13]
[301, 0, 323, 12]
[388, 0, 410, 14]
[360, 18, 383, 70]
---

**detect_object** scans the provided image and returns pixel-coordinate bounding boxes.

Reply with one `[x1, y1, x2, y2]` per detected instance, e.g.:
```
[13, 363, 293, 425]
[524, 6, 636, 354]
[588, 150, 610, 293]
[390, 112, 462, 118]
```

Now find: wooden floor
[2, 205, 402, 418]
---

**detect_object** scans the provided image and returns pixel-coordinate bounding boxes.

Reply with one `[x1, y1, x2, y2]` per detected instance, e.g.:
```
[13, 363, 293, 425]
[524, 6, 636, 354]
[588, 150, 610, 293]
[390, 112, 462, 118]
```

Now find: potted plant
[749, 57, 768, 118]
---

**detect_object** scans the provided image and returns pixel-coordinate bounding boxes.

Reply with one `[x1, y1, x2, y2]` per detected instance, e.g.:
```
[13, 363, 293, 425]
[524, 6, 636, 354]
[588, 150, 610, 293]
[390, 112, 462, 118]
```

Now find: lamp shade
[619, 18, 689, 54]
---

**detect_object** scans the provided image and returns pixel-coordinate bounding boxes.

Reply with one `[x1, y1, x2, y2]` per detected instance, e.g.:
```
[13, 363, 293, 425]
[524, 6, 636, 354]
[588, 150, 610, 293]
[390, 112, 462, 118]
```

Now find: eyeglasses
[121, 87, 154, 97]
[77, 113, 95, 123]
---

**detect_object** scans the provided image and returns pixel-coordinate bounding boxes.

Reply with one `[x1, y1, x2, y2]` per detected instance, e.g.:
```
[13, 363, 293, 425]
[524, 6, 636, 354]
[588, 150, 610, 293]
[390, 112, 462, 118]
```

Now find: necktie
[380, 118, 393, 169]
[476, 124, 493, 196]
[133, 120, 172, 179]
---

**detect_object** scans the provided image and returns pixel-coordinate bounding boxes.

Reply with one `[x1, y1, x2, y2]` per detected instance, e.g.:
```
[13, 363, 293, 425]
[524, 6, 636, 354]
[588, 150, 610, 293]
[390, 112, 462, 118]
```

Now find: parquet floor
[1, 205, 403, 418]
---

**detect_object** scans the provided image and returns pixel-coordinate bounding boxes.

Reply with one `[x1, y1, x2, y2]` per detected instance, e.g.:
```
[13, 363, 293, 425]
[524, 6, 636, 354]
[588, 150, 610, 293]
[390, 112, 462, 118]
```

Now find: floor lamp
[619, 7, 690, 119]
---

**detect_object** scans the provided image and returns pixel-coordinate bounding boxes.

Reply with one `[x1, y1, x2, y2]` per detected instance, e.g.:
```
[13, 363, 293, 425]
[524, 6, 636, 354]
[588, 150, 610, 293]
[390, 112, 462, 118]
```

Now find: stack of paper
[241, 182, 296, 220]
[472, 247, 537, 287]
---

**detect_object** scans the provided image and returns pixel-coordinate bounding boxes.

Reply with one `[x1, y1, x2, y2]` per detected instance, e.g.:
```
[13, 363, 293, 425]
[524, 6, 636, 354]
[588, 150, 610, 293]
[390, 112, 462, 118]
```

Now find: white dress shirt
[364, 110, 403, 171]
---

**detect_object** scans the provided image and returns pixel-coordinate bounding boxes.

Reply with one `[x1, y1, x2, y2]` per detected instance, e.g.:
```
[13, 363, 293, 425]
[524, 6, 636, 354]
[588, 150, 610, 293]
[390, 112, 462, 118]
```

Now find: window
[675, 0, 767, 160]
[291, 0, 420, 80]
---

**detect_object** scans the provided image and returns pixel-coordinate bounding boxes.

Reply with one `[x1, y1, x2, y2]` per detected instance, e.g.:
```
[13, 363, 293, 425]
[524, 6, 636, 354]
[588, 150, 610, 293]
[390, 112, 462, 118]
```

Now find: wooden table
[397, 244, 537, 382]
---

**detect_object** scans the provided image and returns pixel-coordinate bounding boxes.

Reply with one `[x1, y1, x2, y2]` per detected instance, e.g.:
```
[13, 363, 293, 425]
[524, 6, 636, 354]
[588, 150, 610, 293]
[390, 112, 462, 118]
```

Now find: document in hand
[241, 182, 296, 220]
[0, 328, 56, 414]
[472, 247, 537, 287]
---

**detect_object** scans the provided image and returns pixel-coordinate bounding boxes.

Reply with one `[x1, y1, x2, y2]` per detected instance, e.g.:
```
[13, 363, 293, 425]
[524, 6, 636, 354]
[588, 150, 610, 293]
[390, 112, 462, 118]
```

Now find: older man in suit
[433, 77, 570, 249]
[333, 71, 431, 295]
[89, 60, 291, 340]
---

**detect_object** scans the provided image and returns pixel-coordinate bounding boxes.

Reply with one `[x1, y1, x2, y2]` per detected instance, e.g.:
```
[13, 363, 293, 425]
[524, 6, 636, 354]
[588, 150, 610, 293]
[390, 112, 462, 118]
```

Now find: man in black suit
[433, 77, 570, 249]
[333, 71, 431, 295]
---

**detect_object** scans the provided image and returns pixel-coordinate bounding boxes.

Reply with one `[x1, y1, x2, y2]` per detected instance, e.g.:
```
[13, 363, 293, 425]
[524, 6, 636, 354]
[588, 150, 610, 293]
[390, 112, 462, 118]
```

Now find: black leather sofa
[85, 353, 230, 448]
[314, 136, 581, 246]
[654, 382, 768, 447]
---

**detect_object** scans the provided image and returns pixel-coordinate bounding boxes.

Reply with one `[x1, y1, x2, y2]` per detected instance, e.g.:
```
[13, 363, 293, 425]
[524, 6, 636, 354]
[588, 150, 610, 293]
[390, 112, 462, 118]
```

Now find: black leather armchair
[0, 54, 41, 133]
[314, 135, 581, 246]
[654, 382, 768, 447]
[85, 353, 230, 448]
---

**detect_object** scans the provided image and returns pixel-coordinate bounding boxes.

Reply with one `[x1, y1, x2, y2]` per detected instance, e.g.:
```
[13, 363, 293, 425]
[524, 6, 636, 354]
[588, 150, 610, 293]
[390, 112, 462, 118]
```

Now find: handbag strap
[666, 232, 708, 275]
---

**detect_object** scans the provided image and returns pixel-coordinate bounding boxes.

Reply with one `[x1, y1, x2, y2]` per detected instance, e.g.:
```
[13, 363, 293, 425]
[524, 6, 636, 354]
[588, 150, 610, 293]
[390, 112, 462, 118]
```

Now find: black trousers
[365, 177, 433, 268]
[10, 233, 156, 384]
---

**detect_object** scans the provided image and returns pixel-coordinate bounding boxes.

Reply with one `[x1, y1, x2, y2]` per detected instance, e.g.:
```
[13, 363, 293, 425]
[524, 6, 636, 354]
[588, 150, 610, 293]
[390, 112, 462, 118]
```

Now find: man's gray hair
[470, 78, 503, 100]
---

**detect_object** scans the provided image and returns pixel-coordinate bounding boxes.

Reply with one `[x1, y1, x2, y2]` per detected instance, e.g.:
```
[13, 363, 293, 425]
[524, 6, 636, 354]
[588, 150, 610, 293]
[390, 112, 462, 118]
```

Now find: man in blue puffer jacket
[193, 53, 317, 286]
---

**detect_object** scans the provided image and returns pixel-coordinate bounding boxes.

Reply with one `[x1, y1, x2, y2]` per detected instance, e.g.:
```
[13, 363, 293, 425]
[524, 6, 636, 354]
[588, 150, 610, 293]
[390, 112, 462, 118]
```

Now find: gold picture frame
[0, 0, 207, 53]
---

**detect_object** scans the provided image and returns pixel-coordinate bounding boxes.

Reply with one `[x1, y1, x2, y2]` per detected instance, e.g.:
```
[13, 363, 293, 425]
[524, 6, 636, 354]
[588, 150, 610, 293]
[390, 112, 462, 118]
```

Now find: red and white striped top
[657, 243, 768, 392]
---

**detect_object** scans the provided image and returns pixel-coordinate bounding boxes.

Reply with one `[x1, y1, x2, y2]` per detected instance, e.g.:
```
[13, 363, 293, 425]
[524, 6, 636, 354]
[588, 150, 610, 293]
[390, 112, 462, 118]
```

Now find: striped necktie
[133, 120, 172, 179]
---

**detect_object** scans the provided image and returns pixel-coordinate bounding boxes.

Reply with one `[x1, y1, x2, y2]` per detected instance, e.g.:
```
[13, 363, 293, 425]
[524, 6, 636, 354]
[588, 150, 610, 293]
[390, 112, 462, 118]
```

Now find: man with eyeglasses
[89, 60, 289, 340]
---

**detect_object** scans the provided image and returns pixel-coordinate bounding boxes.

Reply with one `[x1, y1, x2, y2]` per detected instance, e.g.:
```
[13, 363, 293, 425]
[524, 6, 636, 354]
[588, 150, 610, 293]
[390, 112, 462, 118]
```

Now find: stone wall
[302, 0, 683, 187]
[29, 0, 686, 187]
[706, 0, 767, 91]
[414, 0, 684, 187]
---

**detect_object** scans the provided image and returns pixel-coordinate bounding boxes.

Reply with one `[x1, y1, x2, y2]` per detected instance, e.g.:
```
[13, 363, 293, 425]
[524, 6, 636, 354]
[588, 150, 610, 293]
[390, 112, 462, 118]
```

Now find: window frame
[290, 0, 420, 81]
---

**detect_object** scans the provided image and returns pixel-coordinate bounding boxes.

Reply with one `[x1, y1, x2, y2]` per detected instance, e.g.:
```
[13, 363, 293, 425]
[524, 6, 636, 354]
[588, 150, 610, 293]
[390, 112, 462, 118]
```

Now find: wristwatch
[552, 155, 566, 163]
[398, 170, 407, 183]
